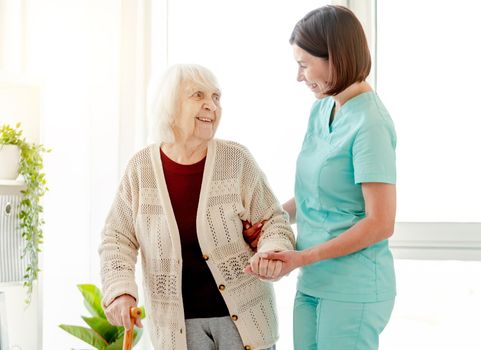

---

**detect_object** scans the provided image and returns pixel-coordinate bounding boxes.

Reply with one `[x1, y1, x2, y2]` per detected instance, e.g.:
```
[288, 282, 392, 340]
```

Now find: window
[376, 0, 481, 222]
[374, 2, 481, 348]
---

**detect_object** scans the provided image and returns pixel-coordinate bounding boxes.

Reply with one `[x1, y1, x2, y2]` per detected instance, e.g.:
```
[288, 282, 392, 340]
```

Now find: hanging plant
[0, 123, 49, 304]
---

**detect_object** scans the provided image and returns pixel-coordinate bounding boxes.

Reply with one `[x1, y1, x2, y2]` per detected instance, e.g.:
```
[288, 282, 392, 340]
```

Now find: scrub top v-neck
[295, 91, 397, 303]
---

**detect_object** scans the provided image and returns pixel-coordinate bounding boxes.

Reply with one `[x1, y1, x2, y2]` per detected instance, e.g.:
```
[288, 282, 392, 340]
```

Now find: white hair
[148, 64, 220, 143]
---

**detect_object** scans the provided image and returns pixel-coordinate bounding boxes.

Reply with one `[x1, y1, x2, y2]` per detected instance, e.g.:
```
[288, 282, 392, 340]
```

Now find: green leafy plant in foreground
[0, 123, 49, 304]
[59, 284, 145, 349]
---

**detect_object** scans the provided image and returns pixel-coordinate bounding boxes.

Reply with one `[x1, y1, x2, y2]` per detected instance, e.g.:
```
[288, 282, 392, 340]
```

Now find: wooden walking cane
[123, 307, 142, 350]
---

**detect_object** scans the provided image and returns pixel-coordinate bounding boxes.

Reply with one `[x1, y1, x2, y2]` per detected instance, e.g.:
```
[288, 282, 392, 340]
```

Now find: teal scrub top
[295, 91, 397, 303]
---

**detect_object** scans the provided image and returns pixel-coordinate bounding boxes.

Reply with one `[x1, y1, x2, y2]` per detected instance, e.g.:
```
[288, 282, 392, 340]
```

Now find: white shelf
[0, 281, 23, 288]
[0, 179, 25, 186]
[0, 179, 25, 195]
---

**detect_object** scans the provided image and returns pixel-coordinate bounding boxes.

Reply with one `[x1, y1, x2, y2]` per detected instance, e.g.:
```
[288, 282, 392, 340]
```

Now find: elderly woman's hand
[248, 250, 303, 280]
[244, 251, 284, 280]
[242, 220, 266, 250]
[104, 294, 143, 329]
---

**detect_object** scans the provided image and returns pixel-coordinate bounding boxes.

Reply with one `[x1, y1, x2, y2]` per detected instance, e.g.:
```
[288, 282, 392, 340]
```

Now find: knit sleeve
[99, 160, 140, 308]
[240, 149, 295, 253]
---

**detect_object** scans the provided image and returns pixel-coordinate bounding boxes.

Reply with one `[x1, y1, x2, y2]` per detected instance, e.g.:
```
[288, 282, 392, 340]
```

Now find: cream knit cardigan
[99, 139, 295, 350]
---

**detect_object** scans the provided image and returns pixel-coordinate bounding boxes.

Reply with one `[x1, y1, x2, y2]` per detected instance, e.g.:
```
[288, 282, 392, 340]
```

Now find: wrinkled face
[174, 80, 222, 143]
[292, 44, 330, 99]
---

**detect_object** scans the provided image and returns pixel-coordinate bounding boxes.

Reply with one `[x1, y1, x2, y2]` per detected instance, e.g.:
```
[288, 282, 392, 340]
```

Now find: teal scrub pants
[293, 291, 394, 350]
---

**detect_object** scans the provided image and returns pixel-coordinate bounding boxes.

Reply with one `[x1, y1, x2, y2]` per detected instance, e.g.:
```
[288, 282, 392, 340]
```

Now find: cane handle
[122, 307, 142, 350]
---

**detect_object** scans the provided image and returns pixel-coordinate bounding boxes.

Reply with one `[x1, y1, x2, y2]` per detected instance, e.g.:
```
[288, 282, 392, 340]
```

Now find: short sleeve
[352, 122, 396, 184]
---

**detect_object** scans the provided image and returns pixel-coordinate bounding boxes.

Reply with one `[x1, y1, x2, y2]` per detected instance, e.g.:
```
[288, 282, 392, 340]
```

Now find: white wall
[24, 1, 122, 349]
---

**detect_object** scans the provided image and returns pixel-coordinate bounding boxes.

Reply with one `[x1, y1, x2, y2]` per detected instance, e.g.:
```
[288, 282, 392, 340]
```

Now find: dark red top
[160, 148, 229, 319]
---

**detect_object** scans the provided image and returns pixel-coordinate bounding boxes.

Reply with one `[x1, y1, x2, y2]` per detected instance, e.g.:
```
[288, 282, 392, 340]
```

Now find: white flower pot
[0, 145, 20, 180]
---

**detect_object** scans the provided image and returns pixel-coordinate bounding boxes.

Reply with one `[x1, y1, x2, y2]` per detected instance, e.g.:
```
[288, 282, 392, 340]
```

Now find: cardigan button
[218, 284, 225, 291]
[231, 314, 238, 321]
[202, 254, 209, 261]
[244, 346, 251, 350]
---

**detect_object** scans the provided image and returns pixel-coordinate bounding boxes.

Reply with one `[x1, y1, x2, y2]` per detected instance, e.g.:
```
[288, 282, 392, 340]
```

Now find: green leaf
[104, 336, 124, 350]
[81, 316, 122, 344]
[78, 284, 106, 318]
[139, 306, 146, 319]
[59, 324, 108, 349]
[103, 328, 143, 350]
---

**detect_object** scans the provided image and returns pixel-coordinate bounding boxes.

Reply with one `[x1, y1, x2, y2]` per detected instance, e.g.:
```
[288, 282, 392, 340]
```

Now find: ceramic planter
[0, 144, 20, 180]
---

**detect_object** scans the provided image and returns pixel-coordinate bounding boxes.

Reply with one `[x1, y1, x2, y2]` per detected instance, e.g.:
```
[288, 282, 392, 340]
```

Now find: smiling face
[173, 80, 222, 144]
[293, 44, 331, 99]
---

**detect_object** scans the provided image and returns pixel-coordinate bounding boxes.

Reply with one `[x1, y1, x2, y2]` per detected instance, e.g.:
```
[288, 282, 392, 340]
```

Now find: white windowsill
[391, 222, 481, 261]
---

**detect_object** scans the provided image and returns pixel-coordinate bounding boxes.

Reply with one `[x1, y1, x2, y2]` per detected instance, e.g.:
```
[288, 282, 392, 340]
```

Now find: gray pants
[185, 316, 276, 350]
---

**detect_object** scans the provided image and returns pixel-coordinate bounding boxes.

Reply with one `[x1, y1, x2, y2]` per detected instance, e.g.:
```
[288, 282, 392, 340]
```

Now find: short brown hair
[289, 5, 371, 95]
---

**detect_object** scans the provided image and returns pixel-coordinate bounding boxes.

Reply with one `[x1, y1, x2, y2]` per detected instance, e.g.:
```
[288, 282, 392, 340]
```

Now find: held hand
[243, 251, 283, 280]
[242, 220, 266, 250]
[244, 250, 302, 280]
[104, 294, 143, 329]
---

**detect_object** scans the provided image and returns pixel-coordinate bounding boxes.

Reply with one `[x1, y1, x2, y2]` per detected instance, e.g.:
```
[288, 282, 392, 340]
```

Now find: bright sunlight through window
[376, 0, 481, 222]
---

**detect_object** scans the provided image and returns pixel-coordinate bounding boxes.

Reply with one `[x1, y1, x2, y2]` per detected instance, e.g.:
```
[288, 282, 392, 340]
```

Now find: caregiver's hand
[245, 250, 303, 280]
[244, 251, 284, 280]
[242, 220, 266, 250]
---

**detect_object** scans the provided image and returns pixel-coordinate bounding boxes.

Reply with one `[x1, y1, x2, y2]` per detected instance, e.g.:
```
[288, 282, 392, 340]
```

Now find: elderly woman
[99, 64, 295, 350]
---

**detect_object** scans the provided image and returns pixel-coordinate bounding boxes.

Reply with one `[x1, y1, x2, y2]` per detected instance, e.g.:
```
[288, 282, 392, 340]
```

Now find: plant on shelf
[60, 284, 145, 350]
[0, 122, 49, 304]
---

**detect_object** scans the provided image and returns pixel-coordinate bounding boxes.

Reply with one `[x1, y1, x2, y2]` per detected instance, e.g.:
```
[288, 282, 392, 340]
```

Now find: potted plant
[0, 141, 20, 179]
[0, 123, 49, 304]
[59, 284, 145, 349]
